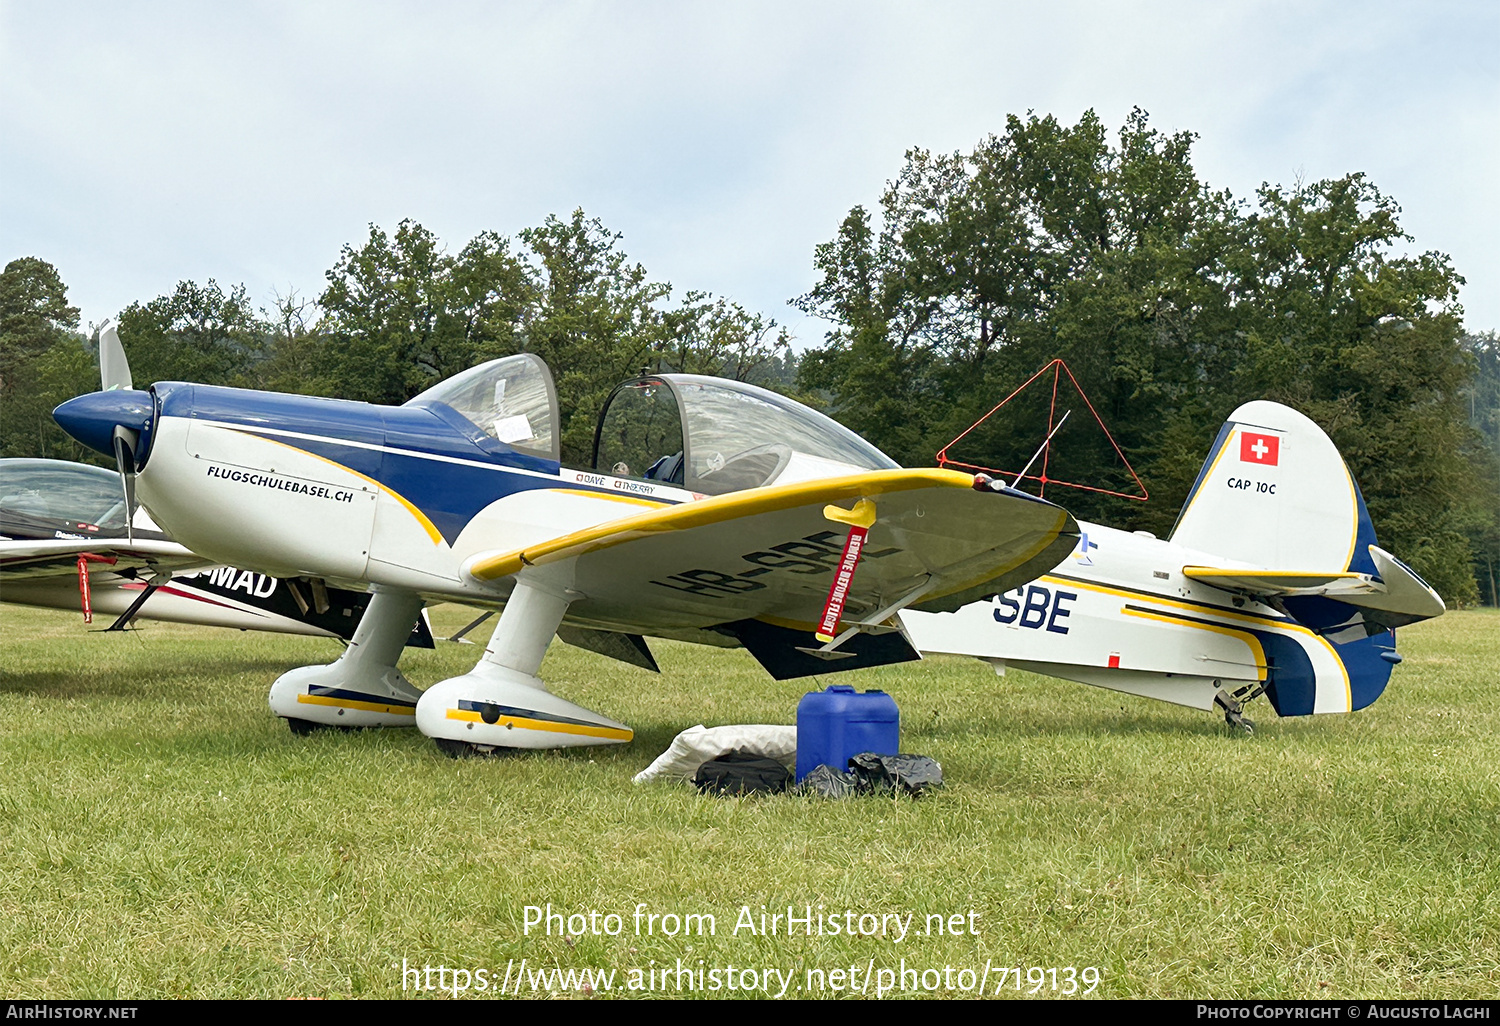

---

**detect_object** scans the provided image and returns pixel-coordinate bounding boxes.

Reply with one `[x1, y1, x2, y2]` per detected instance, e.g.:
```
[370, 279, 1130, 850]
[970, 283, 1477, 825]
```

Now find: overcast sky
[3, 1, 1497, 347]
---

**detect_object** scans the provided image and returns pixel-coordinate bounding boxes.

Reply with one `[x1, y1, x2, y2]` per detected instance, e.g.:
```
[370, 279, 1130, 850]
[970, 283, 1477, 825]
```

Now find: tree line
[2, 111, 1496, 602]
[0, 211, 795, 469]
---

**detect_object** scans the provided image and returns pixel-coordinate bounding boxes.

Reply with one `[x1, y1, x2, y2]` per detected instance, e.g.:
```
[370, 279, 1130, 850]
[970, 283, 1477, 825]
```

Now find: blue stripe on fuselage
[154, 382, 658, 545]
[240, 428, 567, 543]
[1167, 420, 1233, 540]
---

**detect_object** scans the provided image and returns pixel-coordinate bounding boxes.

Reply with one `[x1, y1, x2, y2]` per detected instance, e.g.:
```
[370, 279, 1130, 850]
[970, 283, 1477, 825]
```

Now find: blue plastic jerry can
[796, 684, 900, 783]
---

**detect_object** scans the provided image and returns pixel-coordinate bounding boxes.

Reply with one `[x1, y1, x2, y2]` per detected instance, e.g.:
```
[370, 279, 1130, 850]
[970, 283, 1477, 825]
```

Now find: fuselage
[903, 520, 1399, 716]
[135, 381, 702, 603]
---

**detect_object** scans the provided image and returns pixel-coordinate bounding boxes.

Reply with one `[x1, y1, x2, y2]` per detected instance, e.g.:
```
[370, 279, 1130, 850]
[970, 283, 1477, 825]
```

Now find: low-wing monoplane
[904, 400, 1446, 730]
[54, 328, 1078, 754]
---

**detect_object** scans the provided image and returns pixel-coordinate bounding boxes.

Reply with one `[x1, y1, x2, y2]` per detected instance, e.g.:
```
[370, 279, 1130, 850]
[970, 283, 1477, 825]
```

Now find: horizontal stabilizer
[1182, 566, 1378, 596]
[1184, 544, 1444, 628]
[1353, 546, 1447, 627]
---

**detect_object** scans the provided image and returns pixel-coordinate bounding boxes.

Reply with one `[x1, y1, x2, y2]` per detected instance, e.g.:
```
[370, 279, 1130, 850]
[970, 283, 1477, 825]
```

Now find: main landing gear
[270, 587, 426, 731]
[415, 576, 633, 756]
[271, 578, 633, 755]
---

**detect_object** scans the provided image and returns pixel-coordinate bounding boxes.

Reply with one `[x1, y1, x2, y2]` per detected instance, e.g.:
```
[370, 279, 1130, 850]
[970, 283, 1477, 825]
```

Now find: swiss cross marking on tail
[1239, 431, 1279, 466]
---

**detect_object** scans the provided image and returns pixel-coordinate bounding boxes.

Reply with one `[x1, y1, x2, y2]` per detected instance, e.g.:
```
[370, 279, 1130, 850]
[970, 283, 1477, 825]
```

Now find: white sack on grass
[632, 724, 797, 784]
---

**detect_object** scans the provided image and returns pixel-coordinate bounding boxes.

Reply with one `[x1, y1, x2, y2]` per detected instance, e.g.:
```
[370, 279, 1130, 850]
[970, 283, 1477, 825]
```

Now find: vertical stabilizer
[1168, 401, 1376, 574]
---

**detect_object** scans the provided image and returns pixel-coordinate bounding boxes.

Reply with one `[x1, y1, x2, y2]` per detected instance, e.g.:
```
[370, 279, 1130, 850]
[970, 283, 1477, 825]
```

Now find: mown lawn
[1, 603, 1496, 999]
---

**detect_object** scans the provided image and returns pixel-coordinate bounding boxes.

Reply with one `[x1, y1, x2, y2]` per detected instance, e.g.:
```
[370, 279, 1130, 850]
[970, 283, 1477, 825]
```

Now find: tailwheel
[1213, 684, 1261, 735]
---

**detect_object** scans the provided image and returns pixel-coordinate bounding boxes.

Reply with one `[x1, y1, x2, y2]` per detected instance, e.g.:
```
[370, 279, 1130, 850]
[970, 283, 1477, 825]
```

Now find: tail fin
[1170, 400, 1444, 716]
[1169, 400, 1376, 573]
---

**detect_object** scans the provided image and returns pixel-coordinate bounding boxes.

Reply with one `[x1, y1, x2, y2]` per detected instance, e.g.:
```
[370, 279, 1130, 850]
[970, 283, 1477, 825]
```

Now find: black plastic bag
[793, 753, 944, 798]
[694, 749, 792, 795]
[794, 763, 860, 798]
[848, 752, 944, 797]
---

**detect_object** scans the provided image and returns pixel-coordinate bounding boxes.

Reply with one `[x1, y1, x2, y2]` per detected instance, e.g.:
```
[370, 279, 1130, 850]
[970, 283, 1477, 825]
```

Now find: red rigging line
[935, 358, 1148, 502]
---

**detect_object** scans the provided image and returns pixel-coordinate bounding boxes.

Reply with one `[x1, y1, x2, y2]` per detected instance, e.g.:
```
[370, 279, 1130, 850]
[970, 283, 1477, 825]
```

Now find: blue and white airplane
[53, 326, 1079, 755]
[53, 327, 1444, 747]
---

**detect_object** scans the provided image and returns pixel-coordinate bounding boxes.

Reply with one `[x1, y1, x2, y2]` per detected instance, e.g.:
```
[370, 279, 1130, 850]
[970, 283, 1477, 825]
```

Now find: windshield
[593, 379, 686, 483]
[405, 353, 559, 461]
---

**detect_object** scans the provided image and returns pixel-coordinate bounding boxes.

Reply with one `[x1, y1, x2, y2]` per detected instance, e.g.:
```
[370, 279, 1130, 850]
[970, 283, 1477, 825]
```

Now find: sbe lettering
[993, 584, 1077, 634]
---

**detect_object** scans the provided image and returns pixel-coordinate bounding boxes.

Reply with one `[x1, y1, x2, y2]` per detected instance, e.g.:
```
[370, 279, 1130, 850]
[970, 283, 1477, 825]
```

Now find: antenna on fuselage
[1010, 409, 1071, 491]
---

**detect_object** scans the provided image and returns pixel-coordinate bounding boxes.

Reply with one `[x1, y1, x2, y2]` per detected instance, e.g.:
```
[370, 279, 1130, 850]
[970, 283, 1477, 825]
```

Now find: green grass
[1, 604, 1497, 999]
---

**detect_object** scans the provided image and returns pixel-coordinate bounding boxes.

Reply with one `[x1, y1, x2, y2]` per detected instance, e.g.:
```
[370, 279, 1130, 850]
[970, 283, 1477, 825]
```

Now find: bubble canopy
[0, 458, 128, 529]
[401, 357, 894, 494]
[592, 375, 896, 495]
[405, 354, 560, 462]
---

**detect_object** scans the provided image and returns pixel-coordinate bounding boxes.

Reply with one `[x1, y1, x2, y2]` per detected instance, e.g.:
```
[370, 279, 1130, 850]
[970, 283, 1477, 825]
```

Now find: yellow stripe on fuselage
[1039, 574, 1290, 630]
[1339, 462, 1360, 573]
[1038, 574, 1351, 710]
[548, 488, 669, 509]
[468, 468, 978, 581]
[240, 432, 445, 545]
[1172, 428, 1236, 536]
[1120, 606, 1268, 680]
[444, 708, 633, 741]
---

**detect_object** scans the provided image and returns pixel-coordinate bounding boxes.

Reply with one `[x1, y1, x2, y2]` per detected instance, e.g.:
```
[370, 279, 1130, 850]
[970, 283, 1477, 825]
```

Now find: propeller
[54, 322, 157, 539]
[99, 322, 139, 541]
[99, 320, 134, 392]
[112, 424, 139, 543]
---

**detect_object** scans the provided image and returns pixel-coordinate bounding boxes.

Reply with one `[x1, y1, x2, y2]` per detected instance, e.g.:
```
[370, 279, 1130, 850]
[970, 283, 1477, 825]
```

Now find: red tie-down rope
[75, 553, 119, 624]
[935, 358, 1148, 502]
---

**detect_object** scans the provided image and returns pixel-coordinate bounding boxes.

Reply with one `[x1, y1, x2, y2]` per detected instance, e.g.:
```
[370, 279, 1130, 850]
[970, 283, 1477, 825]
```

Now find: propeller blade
[112, 424, 139, 543]
[99, 321, 133, 392]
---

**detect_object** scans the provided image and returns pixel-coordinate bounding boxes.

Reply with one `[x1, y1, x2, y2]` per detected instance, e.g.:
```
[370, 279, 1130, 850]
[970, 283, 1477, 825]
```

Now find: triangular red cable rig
[935, 358, 1148, 502]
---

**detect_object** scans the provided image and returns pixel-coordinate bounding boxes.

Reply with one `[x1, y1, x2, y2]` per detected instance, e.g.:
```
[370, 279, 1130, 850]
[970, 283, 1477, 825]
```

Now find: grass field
[2, 603, 1497, 999]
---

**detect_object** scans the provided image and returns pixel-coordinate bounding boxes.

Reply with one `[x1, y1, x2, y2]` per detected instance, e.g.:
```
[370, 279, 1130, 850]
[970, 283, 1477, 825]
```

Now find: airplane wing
[1184, 544, 1445, 627]
[0, 537, 208, 581]
[464, 468, 1079, 678]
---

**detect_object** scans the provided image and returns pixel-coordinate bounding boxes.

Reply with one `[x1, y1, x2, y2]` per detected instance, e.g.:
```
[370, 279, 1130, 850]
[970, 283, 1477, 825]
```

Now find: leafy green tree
[285, 212, 791, 465]
[256, 288, 325, 395]
[1227, 175, 1479, 601]
[117, 279, 269, 387]
[1461, 331, 1500, 604]
[0, 258, 99, 462]
[656, 292, 791, 382]
[796, 110, 1488, 601]
[318, 222, 466, 404]
[514, 210, 675, 462]
[1, 257, 80, 391]
[510, 210, 794, 463]
[797, 110, 1236, 518]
